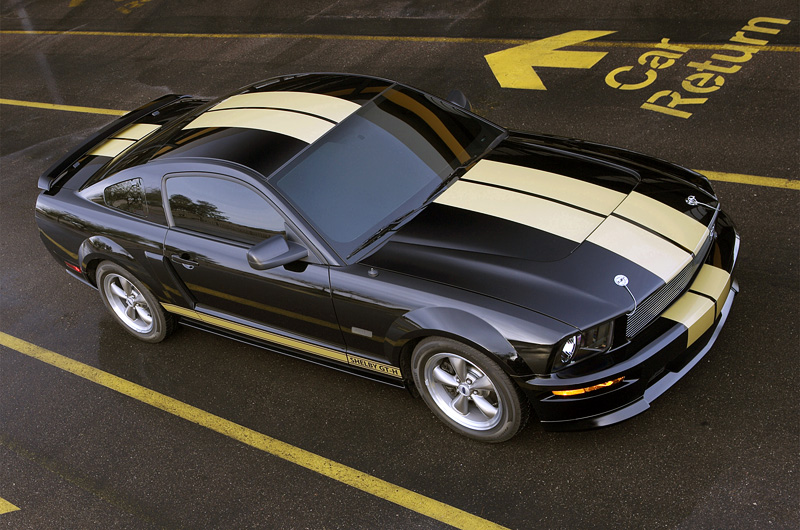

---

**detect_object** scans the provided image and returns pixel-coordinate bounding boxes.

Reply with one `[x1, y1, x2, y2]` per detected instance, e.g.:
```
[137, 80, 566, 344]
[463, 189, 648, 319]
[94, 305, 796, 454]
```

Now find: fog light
[552, 377, 625, 396]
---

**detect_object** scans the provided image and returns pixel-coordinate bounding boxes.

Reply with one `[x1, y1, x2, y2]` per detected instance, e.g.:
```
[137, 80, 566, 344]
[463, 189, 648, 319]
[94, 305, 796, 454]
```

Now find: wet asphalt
[1, 1, 798, 529]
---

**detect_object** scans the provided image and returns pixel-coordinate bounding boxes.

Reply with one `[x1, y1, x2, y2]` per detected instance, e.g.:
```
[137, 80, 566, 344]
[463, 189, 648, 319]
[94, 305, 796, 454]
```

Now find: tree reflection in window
[166, 176, 285, 245]
[103, 178, 147, 216]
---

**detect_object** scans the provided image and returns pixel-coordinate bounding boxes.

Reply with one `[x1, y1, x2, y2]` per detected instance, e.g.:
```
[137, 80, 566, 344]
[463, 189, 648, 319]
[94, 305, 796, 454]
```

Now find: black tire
[95, 261, 176, 343]
[411, 337, 530, 443]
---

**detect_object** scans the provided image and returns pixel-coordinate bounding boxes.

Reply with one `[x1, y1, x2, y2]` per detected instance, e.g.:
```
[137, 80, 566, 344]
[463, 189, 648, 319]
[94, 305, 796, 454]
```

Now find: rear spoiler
[38, 94, 190, 191]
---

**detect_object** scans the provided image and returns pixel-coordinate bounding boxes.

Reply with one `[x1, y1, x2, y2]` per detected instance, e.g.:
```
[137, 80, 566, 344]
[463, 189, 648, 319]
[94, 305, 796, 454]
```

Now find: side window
[103, 178, 147, 216]
[165, 175, 285, 245]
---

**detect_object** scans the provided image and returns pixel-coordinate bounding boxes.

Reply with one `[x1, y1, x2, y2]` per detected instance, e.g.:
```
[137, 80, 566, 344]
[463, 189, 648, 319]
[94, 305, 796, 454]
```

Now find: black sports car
[35, 73, 739, 442]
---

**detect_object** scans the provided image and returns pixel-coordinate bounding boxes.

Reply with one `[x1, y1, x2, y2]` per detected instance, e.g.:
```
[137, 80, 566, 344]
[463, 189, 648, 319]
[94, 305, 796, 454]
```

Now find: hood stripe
[464, 159, 626, 216]
[613, 192, 708, 253]
[587, 216, 691, 281]
[183, 108, 332, 144]
[210, 92, 360, 123]
[435, 180, 603, 243]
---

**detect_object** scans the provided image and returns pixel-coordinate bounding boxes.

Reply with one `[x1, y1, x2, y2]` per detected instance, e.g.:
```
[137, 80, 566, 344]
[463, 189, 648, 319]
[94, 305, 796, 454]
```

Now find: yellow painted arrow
[485, 30, 616, 90]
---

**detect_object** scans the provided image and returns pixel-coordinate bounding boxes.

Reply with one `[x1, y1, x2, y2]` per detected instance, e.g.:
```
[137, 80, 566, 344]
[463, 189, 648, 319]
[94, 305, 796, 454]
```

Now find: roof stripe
[211, 92, 360, 123]
[435, 180, 603, 243]
[183, 108, 333, 144]
[465, 159, 626, 216]
[114, 123, 162, 141]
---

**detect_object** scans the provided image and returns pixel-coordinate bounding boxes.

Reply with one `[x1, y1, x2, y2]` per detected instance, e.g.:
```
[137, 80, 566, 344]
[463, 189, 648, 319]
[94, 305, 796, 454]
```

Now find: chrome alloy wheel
[423, 352, 503, 431]
[102, 273, 154, 334]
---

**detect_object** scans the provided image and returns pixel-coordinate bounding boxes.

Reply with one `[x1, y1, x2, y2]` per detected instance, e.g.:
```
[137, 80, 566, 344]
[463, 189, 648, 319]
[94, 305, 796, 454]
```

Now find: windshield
[271, 85, 506, 260]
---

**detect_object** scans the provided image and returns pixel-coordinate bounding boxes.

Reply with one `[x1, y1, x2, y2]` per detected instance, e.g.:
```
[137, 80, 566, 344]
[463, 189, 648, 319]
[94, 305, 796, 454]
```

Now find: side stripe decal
[161, 303, 402, 378]
[465, 159, 626, 216]
[435, 180, 603, 243]
[183, 108, 333, 144]
[211, 92, 360, 123]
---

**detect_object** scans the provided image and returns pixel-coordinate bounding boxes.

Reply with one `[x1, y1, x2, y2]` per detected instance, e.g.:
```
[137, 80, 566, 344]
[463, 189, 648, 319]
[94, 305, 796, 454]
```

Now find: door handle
[171, 253, 198, 270]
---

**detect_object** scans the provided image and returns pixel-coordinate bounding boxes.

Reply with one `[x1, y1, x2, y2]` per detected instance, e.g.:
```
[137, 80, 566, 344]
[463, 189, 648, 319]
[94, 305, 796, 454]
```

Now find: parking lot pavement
[1, 2, 798, 528]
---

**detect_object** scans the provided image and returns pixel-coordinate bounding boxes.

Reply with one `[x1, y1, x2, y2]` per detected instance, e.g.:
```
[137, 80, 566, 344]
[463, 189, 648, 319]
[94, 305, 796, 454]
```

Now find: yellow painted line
[1, 99, 796, 191]
[0, 98, 126, 116]
[1, 30, 798, 52]
[0, 332, 504, 530]
[695, 170, 800, 190]
[0, 497, 20, 515]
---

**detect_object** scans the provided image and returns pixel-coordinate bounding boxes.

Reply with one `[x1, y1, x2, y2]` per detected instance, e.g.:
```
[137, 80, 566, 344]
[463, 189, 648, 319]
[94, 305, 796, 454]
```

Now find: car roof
[148, 73, 396, 179]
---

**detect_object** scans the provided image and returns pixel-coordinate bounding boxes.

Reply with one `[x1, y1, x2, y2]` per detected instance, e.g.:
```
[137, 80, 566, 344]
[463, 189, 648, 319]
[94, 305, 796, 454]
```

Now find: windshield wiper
[346, 170, 467, 260]
[347, 210, 415, 259]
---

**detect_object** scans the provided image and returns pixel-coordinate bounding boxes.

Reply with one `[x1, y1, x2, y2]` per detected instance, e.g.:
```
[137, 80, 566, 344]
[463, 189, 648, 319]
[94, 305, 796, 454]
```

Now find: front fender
[385, 306, 533, 376]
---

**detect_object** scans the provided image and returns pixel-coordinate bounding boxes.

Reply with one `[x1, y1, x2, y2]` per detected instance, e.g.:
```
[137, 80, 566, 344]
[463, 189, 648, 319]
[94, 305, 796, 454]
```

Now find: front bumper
[521, 216, 740, 431]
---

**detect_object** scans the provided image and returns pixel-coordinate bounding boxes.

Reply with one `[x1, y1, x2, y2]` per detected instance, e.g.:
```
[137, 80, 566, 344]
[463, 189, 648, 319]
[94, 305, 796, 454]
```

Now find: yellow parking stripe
[0, 98, 127, 116]
[0, 497, 20, 515]
[2, 30, 798, 52]
[184, 108, 333, 144]
[0, 332, 508, 530]
[696, 170, 800, 190]
[465, 159, 626, 216]
[212, 92, 360, 123]
[435, 180, 603, 242]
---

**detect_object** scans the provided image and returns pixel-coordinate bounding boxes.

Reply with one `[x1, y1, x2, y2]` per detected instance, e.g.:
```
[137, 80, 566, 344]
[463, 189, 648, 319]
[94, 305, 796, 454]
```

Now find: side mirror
[446, 89, 473, 112]
[247, 237, 308, 270]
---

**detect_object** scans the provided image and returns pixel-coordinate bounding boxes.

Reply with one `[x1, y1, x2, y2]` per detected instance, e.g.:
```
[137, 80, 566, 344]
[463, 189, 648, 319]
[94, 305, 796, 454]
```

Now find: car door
[161, 172, 345, 349]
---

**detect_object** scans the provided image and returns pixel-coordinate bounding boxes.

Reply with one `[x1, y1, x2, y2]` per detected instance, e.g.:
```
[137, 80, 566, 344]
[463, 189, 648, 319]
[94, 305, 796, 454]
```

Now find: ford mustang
[35, 73, 739, 442]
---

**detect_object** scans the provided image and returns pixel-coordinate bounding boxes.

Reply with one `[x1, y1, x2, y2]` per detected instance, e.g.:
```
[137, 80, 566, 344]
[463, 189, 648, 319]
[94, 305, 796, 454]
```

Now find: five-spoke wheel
[96, 261, 176, 343]
[412, 337, 529, 442]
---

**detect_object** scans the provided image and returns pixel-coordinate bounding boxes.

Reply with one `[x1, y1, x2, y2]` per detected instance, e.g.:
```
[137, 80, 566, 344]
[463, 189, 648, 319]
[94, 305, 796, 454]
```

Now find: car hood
[364, 138, 718, 330]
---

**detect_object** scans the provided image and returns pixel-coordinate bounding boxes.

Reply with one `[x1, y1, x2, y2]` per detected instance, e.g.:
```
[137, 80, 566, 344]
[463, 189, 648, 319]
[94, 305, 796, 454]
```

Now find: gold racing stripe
[87, 123, 162, 157]
[614, 192, 708, 252]
[435, 180, 603, 243]
[662, 292, 716, 346]
[88, 138, 135, 157]
[160, 303, 402, 378]
[465, 159, 626, 216]
[211, 92, 360, 123]
[183, 108, 333, 144]
[587, 216, 692, 282]
[688, 264, 732, 317]
[114, 123, 162, 141]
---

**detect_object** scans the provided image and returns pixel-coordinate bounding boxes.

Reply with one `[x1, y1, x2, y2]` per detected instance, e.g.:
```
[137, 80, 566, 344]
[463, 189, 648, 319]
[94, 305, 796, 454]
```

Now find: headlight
[553, 320, 614, 370]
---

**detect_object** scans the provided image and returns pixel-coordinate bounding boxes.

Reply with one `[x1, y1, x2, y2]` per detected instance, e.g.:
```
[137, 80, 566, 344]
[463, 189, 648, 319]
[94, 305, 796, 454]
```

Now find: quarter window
[103, 178, 147, 216]
[166, 175, 285, 244]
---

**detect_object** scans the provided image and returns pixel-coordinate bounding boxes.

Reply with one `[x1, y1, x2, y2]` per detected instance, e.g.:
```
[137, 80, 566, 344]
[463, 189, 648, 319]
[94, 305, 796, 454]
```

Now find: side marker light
[552, 377, 625, 397]
[65, 262, 82, 274]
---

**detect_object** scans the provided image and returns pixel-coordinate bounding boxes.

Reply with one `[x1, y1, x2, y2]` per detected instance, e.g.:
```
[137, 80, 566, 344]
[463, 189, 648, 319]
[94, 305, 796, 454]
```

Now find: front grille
[625, 231, 714, 337]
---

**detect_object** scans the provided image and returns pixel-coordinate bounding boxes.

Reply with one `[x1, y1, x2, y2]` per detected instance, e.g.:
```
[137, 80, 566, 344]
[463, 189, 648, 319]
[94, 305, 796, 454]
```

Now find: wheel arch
[386, 306, 533, 378]
[79, 236, 153, 291]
